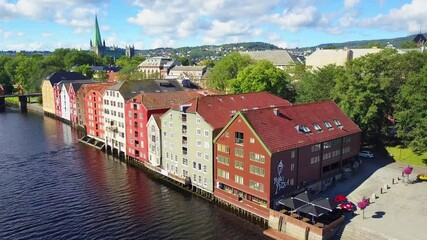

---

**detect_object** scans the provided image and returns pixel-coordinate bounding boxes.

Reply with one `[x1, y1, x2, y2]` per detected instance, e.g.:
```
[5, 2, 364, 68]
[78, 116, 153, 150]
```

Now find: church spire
[94, 14, 103, 47]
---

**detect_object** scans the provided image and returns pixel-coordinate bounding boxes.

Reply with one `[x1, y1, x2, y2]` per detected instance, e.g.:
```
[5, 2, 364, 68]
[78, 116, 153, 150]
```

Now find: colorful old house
[103, 80, 186, 158]
[213, 101, 361, 219]
[160, 92, 292, 199]
[85, 85, 110, 141]
[68, 81, 96, 127]
[125, 91, 201, 162]
[41, 72, 89, 116]
[147, 114, 162, 167]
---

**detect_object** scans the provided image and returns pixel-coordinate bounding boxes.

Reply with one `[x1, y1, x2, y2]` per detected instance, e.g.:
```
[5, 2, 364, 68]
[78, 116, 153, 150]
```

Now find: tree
[0, 56, 13, 93]
[179, 56, 191, 66]
[394, 65, 427, 154]
[74, 64, 94, 79]
[229, 60, 296, 102]
[400, 40, 418, 49]
[296, 64, 344, 103]
[207, 52, 254, 92]
[333, 49, 398, 140]
[199, 59, 215, 68]
[63, 50, 95, 70]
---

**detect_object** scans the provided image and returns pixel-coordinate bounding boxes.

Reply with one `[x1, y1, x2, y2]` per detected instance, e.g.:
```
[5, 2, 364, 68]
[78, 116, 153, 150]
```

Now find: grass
[386, 146, 427, 167]
[5, 98, 19, 106]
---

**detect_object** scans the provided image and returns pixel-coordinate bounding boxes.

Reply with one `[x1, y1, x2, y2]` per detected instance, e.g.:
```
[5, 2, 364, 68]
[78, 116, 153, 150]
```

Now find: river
[0, 108, 268, 240]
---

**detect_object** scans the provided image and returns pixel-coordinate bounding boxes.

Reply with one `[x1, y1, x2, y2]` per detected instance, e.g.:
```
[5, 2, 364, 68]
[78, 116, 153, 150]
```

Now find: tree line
[206, 50, 427, 154]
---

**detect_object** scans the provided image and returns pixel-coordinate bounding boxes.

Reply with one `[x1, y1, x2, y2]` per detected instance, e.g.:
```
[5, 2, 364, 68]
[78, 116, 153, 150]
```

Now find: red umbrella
[403, 166, 413, 175]
[334, 194, 348, 203]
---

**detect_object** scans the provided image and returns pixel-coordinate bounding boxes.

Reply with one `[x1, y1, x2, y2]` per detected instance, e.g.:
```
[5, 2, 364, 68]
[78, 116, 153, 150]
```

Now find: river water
[0, 109, 268, 240]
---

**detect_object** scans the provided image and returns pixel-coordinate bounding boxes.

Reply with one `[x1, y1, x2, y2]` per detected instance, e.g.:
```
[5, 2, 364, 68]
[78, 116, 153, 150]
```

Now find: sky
[0, 0, 426, 51]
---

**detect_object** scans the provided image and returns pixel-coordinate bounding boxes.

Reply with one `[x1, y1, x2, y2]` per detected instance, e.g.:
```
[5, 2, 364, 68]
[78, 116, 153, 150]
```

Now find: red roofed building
[213, 101, 361, 218]
[125, 91, 202, 162]
[161, 92, 292, 199]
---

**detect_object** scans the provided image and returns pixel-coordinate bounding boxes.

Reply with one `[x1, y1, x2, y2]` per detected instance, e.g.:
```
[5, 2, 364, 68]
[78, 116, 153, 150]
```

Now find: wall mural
[273, 160, 287, 194]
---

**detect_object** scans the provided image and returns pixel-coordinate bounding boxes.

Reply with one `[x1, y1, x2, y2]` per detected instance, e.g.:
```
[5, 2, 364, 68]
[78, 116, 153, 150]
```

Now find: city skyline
[0, 0, 426, 51]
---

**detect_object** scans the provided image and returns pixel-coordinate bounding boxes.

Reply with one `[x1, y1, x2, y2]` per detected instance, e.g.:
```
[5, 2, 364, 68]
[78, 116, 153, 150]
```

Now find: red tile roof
[240, 100, 361, 153]
[182, 92, 292, 130]
[128, 91, 202, 110]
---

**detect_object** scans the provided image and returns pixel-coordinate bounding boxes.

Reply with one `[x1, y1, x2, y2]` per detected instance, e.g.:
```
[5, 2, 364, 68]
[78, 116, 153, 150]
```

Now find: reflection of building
[137, 57, 176, 79]
[90, 15, 134, 59]
[160, 92, 291, 198]
[213, 101, 361, 218]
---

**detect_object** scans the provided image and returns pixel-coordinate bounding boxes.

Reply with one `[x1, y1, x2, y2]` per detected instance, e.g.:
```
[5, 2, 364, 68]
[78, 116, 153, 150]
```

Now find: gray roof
[107, 79, 185, 100]
[45, 72, 89, 86]
[241, 50, 294, 66]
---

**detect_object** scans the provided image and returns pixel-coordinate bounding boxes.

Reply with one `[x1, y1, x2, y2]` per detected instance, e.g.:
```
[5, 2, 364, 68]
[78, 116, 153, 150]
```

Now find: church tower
[90, 14, 106, 56]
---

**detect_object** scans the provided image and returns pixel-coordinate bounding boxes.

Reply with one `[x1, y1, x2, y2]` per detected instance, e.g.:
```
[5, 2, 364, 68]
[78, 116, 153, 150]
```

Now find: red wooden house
[125, 91, 201, 162]
[53, 83, 62, 118]
[85, 85, 109, 140]
[213, 101, 361, 218]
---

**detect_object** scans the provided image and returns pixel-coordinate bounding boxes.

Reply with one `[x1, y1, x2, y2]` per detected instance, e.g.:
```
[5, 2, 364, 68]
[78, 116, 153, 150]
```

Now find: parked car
[338, 200, 355, 211]
[359, 150, 374, 158]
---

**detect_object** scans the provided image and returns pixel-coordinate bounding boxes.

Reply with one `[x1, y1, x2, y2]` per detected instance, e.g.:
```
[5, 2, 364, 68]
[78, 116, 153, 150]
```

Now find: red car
[339, 200, 355, 211]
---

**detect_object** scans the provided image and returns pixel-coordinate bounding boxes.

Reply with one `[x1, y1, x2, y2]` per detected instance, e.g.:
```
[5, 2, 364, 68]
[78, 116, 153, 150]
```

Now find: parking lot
[319, 153, 427, 240]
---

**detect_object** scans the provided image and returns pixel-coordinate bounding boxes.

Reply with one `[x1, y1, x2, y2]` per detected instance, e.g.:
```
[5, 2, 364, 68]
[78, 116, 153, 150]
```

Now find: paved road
[319, 152, 427, 240]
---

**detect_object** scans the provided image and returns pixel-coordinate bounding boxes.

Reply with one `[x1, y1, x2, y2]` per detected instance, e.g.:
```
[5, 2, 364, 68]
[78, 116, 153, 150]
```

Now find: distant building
[90, 15, 134, 59]
[137, 56, 176, 79]
[305, 48, 382, 69]
[168, 65, 207, 86]
[412, 33, 427, 45]
[241, 50, 295, 69]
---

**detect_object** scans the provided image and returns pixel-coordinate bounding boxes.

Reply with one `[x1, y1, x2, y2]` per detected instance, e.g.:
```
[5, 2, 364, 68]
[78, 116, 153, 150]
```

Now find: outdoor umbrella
[294, 191, 317, 204]
[278, 197, 307, 210]
[298, 203, 331, 223]
[334, 194, 348, 203]
[403, 166, 413, 175]
[311, 198, 338, 211]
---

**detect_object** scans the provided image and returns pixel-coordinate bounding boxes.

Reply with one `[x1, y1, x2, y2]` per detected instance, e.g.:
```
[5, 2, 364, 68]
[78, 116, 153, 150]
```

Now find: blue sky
[0, 0, 425, 51]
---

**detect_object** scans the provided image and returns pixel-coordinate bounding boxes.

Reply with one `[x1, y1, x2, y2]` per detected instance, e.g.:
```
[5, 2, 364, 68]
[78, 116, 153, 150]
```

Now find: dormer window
[313, 123, 322, 132]
[298, 125, 312, 134]
[323, 121, 333, 129]
[333, 119, 342, 127]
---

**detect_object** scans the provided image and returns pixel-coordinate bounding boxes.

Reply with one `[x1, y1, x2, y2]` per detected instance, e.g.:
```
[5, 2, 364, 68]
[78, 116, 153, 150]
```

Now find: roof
[170, 66, 207, 72]
[129, 90, 201, 110]
[305, 49, 350, 69]
[107, 80, 186, 100]
[138, 56, 174, 68]
[413, 33, 427, 44]
[45, 72, 89, 86]
[69, 80, 97, 92]
[351, 48, 382, 59]
[78, 82, 117, 95]
[181, 92, 292, 130]
[241, 50, 294, 66]
[238, 101, 361, 153]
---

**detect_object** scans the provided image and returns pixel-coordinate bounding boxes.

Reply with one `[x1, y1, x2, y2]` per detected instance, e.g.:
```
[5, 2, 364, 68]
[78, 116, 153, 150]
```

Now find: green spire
[94, 14, 103, 47]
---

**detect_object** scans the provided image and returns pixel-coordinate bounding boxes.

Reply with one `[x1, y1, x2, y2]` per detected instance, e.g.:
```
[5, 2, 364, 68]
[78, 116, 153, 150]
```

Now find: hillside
[315, 33, 423, 49]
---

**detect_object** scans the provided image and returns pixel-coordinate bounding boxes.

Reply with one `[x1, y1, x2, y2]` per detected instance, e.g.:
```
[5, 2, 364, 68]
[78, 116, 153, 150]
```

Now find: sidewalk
[320, 155, 427, 240]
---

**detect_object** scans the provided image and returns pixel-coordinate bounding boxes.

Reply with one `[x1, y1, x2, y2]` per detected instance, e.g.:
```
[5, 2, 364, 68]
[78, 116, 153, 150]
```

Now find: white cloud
[263, 6, 326, 32]
[357, 0, 427, 33]
[344, 0, 361, 9]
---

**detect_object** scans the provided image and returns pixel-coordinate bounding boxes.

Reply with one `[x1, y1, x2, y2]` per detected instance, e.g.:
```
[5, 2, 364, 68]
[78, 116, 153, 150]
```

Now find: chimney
[273, 108, 279, 116]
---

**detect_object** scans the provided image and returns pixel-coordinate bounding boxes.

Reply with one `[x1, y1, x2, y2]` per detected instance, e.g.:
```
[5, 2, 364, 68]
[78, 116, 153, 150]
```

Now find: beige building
[305, 48, 383, 69]
[138, 56, 176, 79]
[41, 72, 89, 116]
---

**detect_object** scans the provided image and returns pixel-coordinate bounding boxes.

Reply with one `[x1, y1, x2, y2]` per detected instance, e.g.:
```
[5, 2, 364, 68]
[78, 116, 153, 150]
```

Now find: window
[310, 156, 320, 164]
[332, 149, 341, 157]
[291, 150, 296, 158]
[198, 163, 202, 171]
[323, 121, 333, 129]
[204, 178, 207, 187]
[249, 180, 264, 192]
[343, 136, 351, 143]
[298, 125, 312, 134]
[217, 144, 230, 154]
[217, 155, 229, 165]
[235, 148, 244, 158]
[197, 151, 202, 158]
[193, 161, 197, 169]
[311, 144, 321, 152]
[139, 113, 143, 119]
[235, 175, 244, 185]
[196, 118, 201, 124]
[181, 114, 187, 122]
[204, 130, 209, 137]
[313, 123, 322, 132]
[323, 141, 331, 149]
[196, 140, 202, 146]
[342, 146, 351, 153]
[182, 158, 188, 165]
[217, 169, 229, 179]
[204, 154, 209, 161]
[249, 152, 265, 163]
[235, 160, 244, 170]
[225, 132, 229, 138]
[203, 165, 207, 173]
[235, 132, 244, 144]
[291, 163, 295, 171]
[249, 165, 265, 177]
[250, 138, 255, 143]
[333, 119, 342, 127]
[323, 152, 332, 160]
[196, 128, 201, 135]
[204, 141, 209, 149]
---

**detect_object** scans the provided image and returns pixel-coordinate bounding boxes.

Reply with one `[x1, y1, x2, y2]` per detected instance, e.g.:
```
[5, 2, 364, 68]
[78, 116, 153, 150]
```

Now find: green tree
[394, 65, 427, 154]
[0, 56, 13, 93]
[229, 60, 296, 102]
[296, 64, 344, 103]
[400, 40, 418, 49]
[179, 56, 191, 66]
[199, 59, 215, 68]
[63, 50, 94, 70]
[74, 64, 94, 78]
[207, 52, 253, 92]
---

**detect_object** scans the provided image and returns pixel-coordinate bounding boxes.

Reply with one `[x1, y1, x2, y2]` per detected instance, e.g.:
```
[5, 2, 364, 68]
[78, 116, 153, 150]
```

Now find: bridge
[0, 93, 42, 112]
